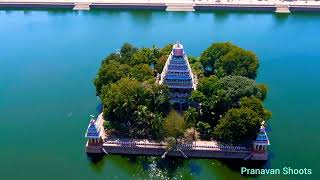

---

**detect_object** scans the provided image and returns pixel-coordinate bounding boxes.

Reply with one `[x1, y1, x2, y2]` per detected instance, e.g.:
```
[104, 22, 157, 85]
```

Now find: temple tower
[159, 42, 197, 105]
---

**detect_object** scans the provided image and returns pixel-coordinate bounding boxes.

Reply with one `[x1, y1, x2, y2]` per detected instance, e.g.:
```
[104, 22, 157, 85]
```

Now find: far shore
[1, 0, 320, 13]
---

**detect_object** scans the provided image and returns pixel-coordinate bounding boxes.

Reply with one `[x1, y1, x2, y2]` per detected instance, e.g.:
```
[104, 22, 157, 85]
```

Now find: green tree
[200, 42, 236, 75]
[164, 110, 186, 143]
[100, 77, 170, 138]
[215, 48, 259, 79]
[184, 107, 198, 141]
[144, 84, 170, 113]
[240, 97, 272, 121]
[100, 77, 146, 133]
[150, 112, 165, 140]
[94, 60, 130, 95]
[185, 107, 198, 128]
[188, 55, 198, 64]
[197, 76, 220, 96]
[120, 42, 137, 62]
[155, 55, 168, 74]
[154, 43, 173, 73]
[132, 48, 156, 65]
[129, 64, 153, 81]
[217, 76, 261, 113]
[103, 120, 112, 134]
[199, 42, 259, 79]
[159, 43, 173, 56]
[257, 84, 268, 101]
[190, 76, 220, 124]
[213, 108, 263, 144]
[133, 105, 151, 137]
[196, 121, 212, 140]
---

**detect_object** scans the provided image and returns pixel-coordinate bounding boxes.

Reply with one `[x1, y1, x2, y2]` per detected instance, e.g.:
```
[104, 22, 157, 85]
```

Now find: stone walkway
[103, 138, 251, 152]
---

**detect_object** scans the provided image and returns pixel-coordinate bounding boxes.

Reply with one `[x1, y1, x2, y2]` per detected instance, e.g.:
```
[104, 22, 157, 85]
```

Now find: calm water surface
[0, 9, 320, 180]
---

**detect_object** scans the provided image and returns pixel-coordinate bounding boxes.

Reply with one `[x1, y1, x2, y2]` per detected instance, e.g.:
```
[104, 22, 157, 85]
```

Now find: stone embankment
[85, 113, 268, 160]
[1, 0, 320, 13]
[86, 138, 268, 160]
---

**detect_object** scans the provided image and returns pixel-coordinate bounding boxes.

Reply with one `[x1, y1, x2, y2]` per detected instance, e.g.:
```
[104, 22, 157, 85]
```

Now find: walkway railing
[103, 140, 250, 152]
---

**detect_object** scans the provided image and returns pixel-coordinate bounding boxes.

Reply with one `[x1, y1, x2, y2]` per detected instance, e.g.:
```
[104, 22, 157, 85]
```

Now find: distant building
[158, 42, 197, 105]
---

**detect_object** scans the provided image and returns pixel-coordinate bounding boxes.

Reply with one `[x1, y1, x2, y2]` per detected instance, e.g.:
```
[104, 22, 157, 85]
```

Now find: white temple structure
[158, 42, 197, 104]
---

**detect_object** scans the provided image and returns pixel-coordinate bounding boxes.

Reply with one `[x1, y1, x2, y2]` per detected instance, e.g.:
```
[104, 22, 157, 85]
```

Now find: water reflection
[1, 8, 78, 15]
[219, 159, 267, 177]
[87, 152, 268, 179]
[128, 10, 156, 26]
[273, 13, 290, 24]
[87, 153, 107, 172]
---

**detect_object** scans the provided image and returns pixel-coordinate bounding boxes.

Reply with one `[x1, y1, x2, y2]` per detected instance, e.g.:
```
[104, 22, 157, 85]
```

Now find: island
[85, 42, 271, 160]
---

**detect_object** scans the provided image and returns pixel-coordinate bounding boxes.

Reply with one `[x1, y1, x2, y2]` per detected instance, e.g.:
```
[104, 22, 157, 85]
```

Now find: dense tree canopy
[94, 42, 270, 144]
[199, 42, 236, 75]
[199, 42, 259, 79]
[100, 77, 170, 139]
[240, 97, 272, 121]
[213, 108, 263, 144]
[217, 76, 261, 111]
[190, 75, 266, 123]
[94, 43, 172, 95]
[215, 48, 259, 79]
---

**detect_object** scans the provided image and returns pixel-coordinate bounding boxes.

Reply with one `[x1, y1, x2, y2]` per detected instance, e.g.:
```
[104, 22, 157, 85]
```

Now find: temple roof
[159, 42, 197, 90]
[85, 118, 100, 138]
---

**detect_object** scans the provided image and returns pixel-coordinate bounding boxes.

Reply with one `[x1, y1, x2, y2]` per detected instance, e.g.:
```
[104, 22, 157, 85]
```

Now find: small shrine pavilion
[253, 122, 270, 152]
[85, 115, 104, 146]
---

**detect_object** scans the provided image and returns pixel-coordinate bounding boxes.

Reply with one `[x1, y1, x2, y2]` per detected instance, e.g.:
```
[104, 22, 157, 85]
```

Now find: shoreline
[1, 0, 320, 13]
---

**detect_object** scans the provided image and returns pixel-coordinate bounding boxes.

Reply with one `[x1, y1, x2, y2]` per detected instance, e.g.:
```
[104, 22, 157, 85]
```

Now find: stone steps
[275, 4, 290, 13]
[166, 3, 195, 12]
[73, 2, 91, 10]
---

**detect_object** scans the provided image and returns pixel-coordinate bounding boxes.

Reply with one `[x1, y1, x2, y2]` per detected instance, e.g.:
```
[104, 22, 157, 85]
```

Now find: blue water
[0, 9, 319, 179]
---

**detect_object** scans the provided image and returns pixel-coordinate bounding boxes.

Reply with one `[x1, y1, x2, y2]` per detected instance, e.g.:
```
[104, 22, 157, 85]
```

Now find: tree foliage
[93, 42, 270, 144]
[199, 42, 259, 79]
[94, 43, 175, 95]
[213, 108, 263, 144]
[155, 55, 168, 74]
[100, 77, 170, 139]
[215, 48, 259, 79]
[200, 42, 236, 75]
[164, 110, 186, 142]
[184, 107, 198, 128]
[240, 97, 272, 121]
[217, 76, 261, 111]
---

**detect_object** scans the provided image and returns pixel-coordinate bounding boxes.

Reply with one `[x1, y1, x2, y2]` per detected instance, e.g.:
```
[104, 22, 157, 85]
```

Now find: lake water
[1, 9, 319, 180]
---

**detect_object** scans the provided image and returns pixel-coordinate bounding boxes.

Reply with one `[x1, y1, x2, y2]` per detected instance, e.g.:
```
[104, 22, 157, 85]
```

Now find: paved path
[103, 138, 250, 152]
